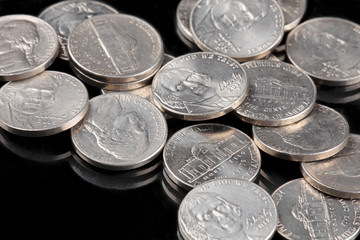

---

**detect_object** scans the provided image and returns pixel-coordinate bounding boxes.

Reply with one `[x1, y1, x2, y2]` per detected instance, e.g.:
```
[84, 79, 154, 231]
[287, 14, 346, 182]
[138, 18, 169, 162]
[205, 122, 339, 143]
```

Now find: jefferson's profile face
[9, 81, 57, 115]
[211, 1, 256, 31]
[191, 195, 243, 238]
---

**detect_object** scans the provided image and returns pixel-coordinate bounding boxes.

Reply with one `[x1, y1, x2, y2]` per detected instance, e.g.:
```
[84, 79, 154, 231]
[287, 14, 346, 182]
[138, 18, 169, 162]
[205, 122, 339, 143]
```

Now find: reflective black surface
[0, 0, 360, 239]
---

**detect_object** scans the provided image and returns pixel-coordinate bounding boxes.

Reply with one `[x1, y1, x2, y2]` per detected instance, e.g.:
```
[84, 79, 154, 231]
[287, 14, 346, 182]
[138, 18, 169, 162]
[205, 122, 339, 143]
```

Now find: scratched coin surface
[39, 0, 118, 60]
[301, 133, 360, 199]
[275, 0, 306, 31]
[178, 178, 278, 240]
[71, 92, 168, 170]
[234, 60, 316, 126]
[271, 178, 360, 240]
[163, 123, 261, 190]
[253, 104, 350, 161]
[190, 0, 284, 62]
[0, 71, 89, 137]
[176, 0, 198, 42]
[68, 13, 164, 83]
[152, 52, 248, 121]
[0, 14, 59, 81]
[286, 17, 360, 86]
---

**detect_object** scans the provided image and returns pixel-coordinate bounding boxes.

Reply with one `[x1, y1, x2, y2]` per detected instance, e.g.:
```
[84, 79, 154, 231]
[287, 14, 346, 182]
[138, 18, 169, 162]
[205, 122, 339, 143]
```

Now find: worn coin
[190, 0, 284, 62]
[275, 0, 307, 31]
[163, 123, 261, 190]
[253, 104, 350, 161]
[0, 14, 59, 81]
[68, 13, 164, 83]
[176, 0, 198, 42]
[178, 178, 278, 240]
[152, 52, 248, 121]
[286, 17, 360, 86]
[234, 60, 316, 126]
[301, 133, 360, 199]
[71, 92, 168, 170]
[271, 178, 360, 240]
[0, 70, 89, 137]
[38, 0, 118, 61]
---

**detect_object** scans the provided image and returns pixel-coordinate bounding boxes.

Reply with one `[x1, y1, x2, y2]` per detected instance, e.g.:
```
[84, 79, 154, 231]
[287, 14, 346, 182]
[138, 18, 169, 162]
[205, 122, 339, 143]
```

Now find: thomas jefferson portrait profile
[194, 0, 268, 52]
[0, 75, 59, 128]
[0, 20, 39, 73]
[154, 67, 239, 114]
[84, 95, 149, 160]
[180, 191, 266, 240]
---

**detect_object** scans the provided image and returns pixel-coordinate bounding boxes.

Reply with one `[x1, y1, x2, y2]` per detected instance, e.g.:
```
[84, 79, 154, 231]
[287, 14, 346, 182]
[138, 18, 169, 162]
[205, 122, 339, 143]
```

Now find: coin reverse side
[271, 178, 360, 240]
[163, 123, 261, 190]
[0, 71, 89, 137]
[178, 178, 278, 240]
[71, 92, 168, 170]
[253, 104, 349, 161]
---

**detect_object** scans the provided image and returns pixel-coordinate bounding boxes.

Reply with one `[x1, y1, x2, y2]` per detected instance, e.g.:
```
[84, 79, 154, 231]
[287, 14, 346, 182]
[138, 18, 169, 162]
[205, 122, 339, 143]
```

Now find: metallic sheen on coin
[253, 104, 350, 161]
[275, 0, 307, 31]
[0, 14, 59, 81]
[272, 178, 360, 240]
[190, 0, 284, 62]
[71, 92, 168, 170]
[0, 70, 89, 137]
[38, 0, 118, 60]
[152, 52, 248, 121]
[286, 17, 360, 86]
[301, 133, 360, 199]
[176, 0, 198, 42]
[163, 123, 261, 190]
[68, 13, 164, 83]
[234, 60, 316, 126]
[178, 178, 278, 240]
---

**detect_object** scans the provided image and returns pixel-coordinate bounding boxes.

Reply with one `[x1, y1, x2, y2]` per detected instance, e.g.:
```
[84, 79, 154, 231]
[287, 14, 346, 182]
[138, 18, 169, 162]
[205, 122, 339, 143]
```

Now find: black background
[0, 0, 360, 239]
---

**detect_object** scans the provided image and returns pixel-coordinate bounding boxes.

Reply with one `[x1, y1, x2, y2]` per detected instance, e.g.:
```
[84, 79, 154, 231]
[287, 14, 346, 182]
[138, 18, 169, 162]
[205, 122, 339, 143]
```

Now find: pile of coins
[0, 0, 360, 239]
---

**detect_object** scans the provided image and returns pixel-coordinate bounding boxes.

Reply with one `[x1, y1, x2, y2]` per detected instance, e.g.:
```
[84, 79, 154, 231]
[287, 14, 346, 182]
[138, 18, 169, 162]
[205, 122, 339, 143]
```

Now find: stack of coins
[68, 13, 164, 91]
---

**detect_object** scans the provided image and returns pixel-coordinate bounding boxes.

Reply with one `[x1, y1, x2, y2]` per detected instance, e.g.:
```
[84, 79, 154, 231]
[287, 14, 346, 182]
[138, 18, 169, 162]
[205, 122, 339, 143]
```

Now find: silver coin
[176, 0, 198, 42]
[68, 13, 164, 83]
[178, 178, 278, 240]
[163, 123, 261, 190]
[261, 53, 281, 62]
[190, 0, 284, 62]
[70, 92, 168, 170]
[271, 178, 360, 240]
[0, 70, 89, 137]
[234, 60, 316, 126]
[38, 0, 118, 61]
[161, 169, 188, 206]
[0, 14, 59, 81]
[253, 104, 350, 161]
[275, 0, 307, 31]
[301, 133, 360, 199]
[286, 17, 360, 86]
[69, 61, 153, 91]
[317, 87, 360, 104]
[152, 52, 248, 121]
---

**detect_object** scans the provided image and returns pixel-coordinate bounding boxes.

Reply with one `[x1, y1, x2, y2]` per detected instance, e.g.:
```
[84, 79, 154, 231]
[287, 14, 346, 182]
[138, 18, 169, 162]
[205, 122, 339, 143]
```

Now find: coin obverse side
[163, 123, 261, 190]
[176, 0, 198, 42]
[286, 17, 360, 86]
[234, 60, 316, 126]
[38, 0, 119, 60]
[68, 13, 164, 83]
[275, 0, 307, 31]
[71, 92, 168, 170]
[190, 0, 284, 62]
[253, 104, 350, 161]
[0, 14, 59, 81]
[301, 133, 360, 199]
[152, 52, 248, 121]
[178, 178, 278, 240]
[0, 71, 89, 137]
[271, 178, 360, 240]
